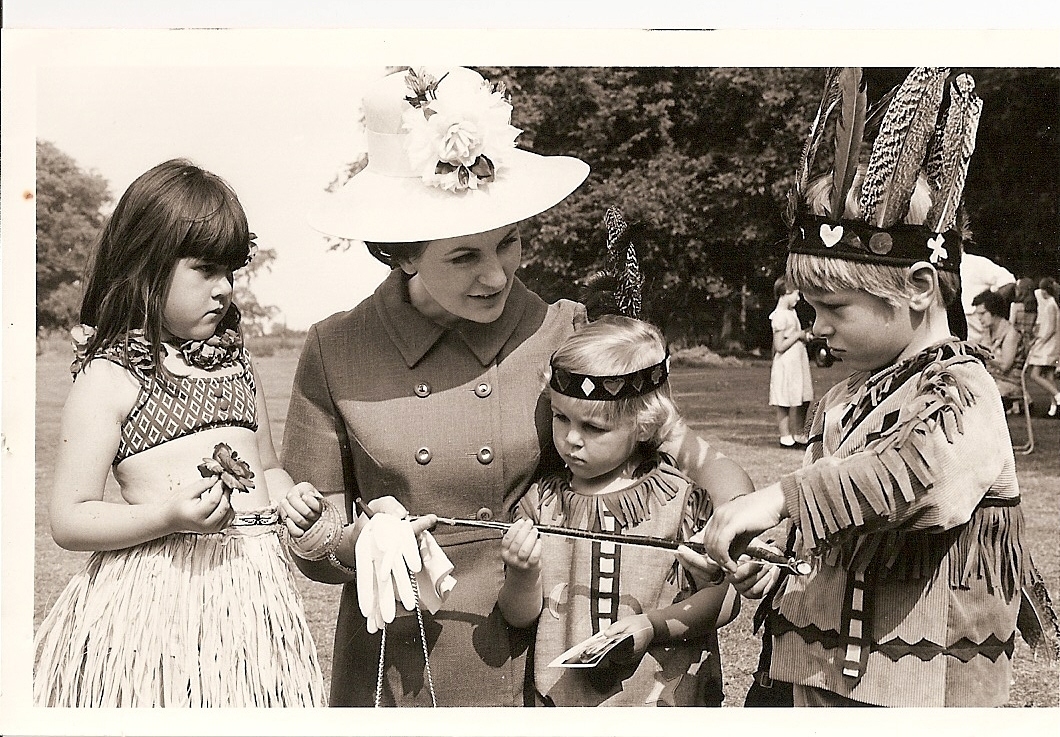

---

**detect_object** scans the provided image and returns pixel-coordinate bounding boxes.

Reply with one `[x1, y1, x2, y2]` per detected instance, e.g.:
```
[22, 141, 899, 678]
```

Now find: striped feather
[923, 115, 948, 190]
[829, 68, 867, 220]
[860, 67, 949, 228]
[927, 73, 983, 233]
[795, 67, 843, 196]
[863, 83, 898, 139]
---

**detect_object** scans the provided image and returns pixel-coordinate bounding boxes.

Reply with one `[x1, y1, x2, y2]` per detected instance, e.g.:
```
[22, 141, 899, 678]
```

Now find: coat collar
[374, 268, 543, 368]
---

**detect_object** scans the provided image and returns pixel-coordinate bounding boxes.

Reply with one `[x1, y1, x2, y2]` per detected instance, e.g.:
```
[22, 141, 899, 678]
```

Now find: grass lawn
[32, 342, 1059, 707]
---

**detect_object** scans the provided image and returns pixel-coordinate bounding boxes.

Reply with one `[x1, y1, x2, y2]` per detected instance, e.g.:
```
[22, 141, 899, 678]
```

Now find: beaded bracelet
[327, 549, 357, 575]
[287, 498, 344, 561]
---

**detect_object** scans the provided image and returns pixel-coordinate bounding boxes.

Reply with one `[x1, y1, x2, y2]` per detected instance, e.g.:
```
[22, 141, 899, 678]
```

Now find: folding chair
[1011, 361, 1035, 455]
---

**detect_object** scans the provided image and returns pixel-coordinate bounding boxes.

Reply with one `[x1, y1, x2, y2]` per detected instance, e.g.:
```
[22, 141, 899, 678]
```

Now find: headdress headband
[550, 205, 667, 402]
[786, 67, 983, 273]
[549, 351, 670, 401]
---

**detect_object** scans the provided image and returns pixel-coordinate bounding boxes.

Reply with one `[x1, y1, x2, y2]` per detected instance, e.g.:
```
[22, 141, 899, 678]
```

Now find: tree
[482, 67, 821, 346]
[36, 140, 111, 332]
[234, 245, 280, 337]
[963, 68, 1060, 279]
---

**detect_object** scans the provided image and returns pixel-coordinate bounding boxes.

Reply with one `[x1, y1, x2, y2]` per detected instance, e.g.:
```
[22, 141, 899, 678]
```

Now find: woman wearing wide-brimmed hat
[279, 67, 754, 707]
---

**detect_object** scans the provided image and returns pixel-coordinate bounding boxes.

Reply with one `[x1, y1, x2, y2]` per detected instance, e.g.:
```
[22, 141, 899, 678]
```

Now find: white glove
[355, 512, 423, 633]
[414, 531, 457, 614]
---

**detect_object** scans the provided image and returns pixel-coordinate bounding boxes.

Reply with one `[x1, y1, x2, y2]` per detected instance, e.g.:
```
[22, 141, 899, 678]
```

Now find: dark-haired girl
[34, 159, 326, 706]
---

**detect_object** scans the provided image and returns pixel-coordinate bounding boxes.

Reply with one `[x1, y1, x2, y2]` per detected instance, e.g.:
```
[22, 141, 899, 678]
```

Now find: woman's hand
[164, 475, 235, 534]
[279, 482, 324, 538]
[500, 518, 541, 573]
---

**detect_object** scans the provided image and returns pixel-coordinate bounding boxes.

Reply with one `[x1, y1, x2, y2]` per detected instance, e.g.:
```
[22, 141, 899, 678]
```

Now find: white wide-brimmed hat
[309, 67, 590, 243]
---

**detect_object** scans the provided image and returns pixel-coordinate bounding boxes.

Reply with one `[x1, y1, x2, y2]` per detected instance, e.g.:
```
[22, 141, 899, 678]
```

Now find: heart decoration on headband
[550, 352, 670, 402]
[603, 378, 625, 396]
[820, 224, 844, 248]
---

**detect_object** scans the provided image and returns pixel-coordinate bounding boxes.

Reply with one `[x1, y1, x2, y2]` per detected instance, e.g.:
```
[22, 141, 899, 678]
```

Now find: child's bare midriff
[114, 425, 270, 510]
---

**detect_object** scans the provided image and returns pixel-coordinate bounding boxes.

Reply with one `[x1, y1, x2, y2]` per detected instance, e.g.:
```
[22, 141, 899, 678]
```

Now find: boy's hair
[548, 315, 679, 449]
[971, 288, 1008, 319]
[79, 159, 252, 373]
[789, 166, 961, 313]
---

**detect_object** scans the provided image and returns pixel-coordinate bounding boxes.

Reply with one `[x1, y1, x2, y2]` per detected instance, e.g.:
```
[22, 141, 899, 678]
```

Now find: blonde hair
[791, 167, 960, 310]
[548, 315, 679, 448]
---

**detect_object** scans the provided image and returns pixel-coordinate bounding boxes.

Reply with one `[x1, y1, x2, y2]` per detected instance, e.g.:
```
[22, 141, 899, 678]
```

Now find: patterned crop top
[78, 337, 258, 465]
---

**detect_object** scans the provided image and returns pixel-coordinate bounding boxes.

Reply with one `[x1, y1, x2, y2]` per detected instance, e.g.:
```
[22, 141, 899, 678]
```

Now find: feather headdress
[787, 67, 983, 274]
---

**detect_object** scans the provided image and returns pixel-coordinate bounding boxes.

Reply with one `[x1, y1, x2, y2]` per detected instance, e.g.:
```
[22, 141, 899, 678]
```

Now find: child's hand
[730, 558, 782, 599]
[279, 482, 324, 537]
[601, 614, 654, 659]
[501, 518, 541, 573]
[165, 475, 234, 534]
[675, 545, 726, 588]
[702, 484, 787, 575]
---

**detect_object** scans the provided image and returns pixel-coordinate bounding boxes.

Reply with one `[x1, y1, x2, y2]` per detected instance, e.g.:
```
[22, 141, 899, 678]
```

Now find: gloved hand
[355, 511, 423, 633]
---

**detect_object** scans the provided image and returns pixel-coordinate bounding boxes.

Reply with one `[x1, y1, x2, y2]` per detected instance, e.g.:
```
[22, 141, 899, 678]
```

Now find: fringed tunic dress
[765, 340, 1029, 706]
[514, 455, 724, 707]
[33, 337, 326, 707]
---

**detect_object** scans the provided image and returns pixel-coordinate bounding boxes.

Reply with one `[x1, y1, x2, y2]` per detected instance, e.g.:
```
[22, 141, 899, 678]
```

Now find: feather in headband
[580, 206, 645, 320]
[555, 205, 666, 402]
[787, 67, 983, 273]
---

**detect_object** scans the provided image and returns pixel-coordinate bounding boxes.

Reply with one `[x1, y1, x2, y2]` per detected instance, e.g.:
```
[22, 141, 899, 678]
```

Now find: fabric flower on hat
[402, 70, 521, 193]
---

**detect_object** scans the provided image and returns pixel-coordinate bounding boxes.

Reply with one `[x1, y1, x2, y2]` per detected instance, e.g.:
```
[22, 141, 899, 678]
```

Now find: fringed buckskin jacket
[767, 340, 1028, 707]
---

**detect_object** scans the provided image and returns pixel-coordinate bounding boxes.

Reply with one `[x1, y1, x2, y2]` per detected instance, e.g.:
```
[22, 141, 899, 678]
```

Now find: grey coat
[283, 268, 584, 706]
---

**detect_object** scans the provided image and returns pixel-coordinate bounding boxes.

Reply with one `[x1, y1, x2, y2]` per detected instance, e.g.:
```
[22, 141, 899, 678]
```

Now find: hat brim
[308, 148, 590, 243]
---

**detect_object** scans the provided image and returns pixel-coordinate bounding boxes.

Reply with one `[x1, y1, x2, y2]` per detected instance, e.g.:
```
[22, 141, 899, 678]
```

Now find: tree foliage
[962, 68, 1060, 279]
[36, 139, 112, 332]
[482, 67, 823, 345]
[234, 246, 280, 337]
[474, 67, 1058, 347]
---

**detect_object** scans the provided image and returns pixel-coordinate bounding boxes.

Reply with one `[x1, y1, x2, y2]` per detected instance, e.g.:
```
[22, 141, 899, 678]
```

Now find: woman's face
[403, 224, 522, 325]
[973, 304, 1000, 332]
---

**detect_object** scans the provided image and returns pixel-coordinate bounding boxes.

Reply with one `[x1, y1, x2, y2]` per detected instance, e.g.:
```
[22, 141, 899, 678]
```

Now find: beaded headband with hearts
[549, 352, 669, 402]
[786, 67, 981, 273]
[789, 214, 962, 272]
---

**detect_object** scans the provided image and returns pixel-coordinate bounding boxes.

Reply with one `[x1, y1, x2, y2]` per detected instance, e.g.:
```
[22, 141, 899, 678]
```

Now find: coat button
[474, 382, 492, 398]
[212, 386, 225, 398]
[218, 399, 231, 411]
[414, 382, 432, 398]
[476, 446, 494, 465]
[415, 447, 432, 465]
[476, 507, 493, 521]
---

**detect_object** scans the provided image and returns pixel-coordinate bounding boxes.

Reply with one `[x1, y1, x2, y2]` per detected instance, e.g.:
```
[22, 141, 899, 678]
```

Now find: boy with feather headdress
[681, 67, 1056, 707]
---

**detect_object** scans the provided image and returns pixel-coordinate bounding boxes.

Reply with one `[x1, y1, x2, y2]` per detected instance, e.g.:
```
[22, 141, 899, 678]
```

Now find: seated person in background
[961, 252, 1015, 346]
[971, 289, 1024, 411]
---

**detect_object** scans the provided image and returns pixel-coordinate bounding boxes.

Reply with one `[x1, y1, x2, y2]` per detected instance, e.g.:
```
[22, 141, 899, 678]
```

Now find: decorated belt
[231, 510, 281, 527]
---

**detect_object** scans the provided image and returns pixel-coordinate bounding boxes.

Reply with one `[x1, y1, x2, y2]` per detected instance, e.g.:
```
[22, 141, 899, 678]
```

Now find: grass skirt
[34, 526, 326, 707]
